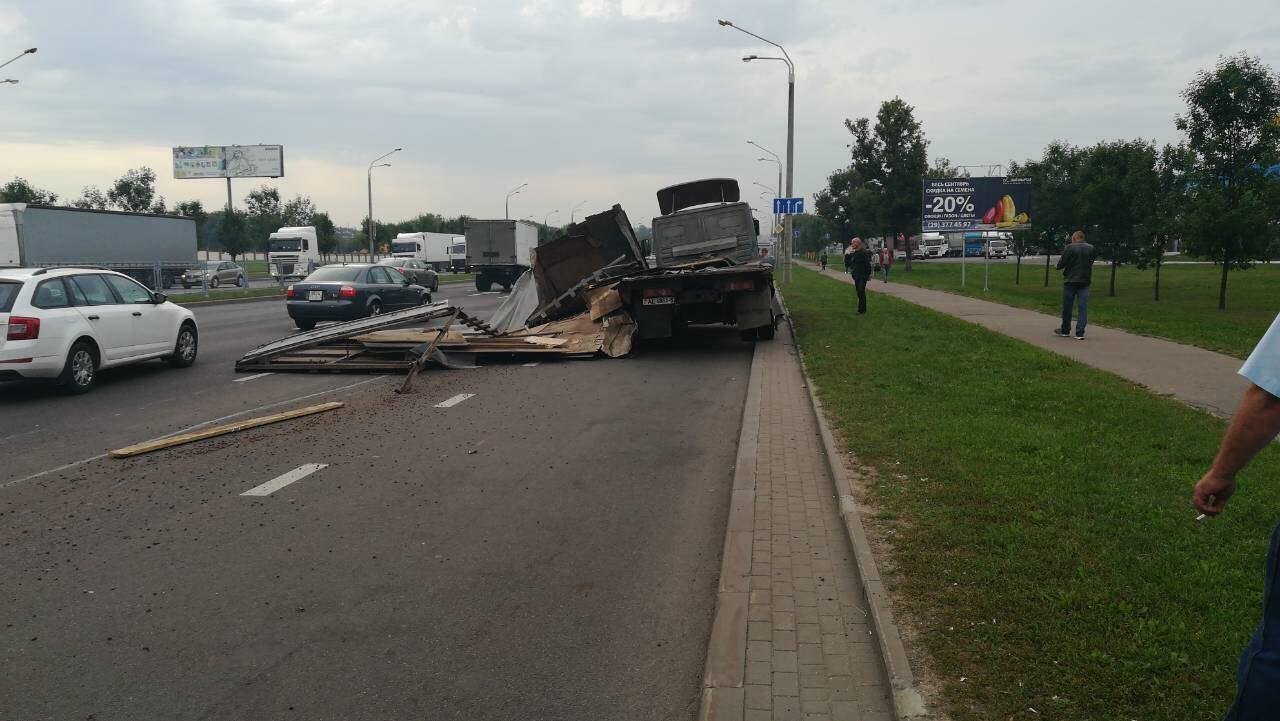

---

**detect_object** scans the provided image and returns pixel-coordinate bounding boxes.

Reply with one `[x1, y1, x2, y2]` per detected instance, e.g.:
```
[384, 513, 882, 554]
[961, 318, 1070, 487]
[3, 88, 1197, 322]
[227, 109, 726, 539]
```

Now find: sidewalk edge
[779, 291, 931, 721]
[697, 337, 764, 721]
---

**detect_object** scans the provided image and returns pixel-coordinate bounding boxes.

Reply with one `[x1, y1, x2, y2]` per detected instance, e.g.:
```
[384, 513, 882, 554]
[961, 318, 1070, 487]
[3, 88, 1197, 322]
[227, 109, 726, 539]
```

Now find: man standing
[1193, 311, 1280, 719]
[844, 238, 873, 314]
[819, 250, 828, 271]
[878, 244, 894, 283]
[1054, 230, 1097, 339]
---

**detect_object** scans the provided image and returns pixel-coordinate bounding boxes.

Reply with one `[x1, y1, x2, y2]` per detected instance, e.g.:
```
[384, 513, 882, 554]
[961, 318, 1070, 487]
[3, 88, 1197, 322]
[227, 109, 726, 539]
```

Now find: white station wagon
[0, 268, 198, 393]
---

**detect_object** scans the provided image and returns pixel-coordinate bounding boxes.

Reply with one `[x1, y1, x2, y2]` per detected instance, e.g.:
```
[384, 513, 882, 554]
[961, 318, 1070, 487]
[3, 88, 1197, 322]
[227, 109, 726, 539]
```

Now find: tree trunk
[1015, 254, 1022, 284]
[1154, 259, 1161, 302]
[902, 229, 912, 272]
[1219, 252, 1230, 311]
[1043, 253, 1051, 287]
[1109, 261, 1117, 297]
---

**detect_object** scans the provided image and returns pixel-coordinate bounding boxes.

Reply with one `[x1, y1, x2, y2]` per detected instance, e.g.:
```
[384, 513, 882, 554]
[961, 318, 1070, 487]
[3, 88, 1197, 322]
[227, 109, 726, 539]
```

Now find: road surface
[0, 282, 753, 720]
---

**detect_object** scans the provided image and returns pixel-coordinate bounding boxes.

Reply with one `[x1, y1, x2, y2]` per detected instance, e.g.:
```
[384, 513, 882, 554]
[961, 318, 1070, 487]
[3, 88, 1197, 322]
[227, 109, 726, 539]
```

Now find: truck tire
[476, 276, 492, 292]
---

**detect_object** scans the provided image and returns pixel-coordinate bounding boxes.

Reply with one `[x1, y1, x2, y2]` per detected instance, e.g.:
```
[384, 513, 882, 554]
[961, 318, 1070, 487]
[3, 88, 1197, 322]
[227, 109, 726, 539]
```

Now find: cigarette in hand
[1195, 514, 1207, 521]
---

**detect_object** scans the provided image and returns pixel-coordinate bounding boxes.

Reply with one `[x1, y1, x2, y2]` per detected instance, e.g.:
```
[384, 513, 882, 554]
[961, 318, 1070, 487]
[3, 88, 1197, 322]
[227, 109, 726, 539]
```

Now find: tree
[244, 185, 283, 252]
[71, 186, 109, 210]
[1134, 144, 1193, 300]
[174, 200, 209, 253]
[107, 167, 158, 212]
[312, 211, 337, 254]
[1176, 52, 1280, 309]
[149, 196, 168, 214]
[281, 195, 318, 227]
[1075, 140, 1158, 296]
[0, 177, 58, 204]
[205, 209, 250, 260]
[1012, 141, 1084, 286]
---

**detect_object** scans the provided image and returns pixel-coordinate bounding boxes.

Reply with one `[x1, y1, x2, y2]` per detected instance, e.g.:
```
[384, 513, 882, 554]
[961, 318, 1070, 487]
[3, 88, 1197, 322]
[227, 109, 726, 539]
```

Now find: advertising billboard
[173, 145, 284, 179]
[922, 177, 1031, 232]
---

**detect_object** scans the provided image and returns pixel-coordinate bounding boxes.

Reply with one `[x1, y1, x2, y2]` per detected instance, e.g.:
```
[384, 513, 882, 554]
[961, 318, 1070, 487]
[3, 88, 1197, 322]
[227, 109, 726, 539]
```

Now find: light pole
[0, 79, 16, 85]
[367, 147, 401, 257]
[722, 18, 794, 283]
[0, 47, 36, 73]
[750, 141, 784, 255]
[505, 183, 528, 219]
[570, 200, 587, 223]
[543, 209, 559, 228]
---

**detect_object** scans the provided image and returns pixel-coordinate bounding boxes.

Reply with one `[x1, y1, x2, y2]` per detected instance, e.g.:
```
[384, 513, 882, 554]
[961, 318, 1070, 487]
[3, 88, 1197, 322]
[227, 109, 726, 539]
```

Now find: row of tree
[812, 52, 1280, 309]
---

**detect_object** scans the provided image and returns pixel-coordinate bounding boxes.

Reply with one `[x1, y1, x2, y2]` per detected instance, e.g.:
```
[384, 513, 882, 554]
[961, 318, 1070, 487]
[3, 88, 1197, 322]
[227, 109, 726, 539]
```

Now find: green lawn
[885, 259, 1280, 358]
[172, 287, 283, 304]
[242, 259, 269, 279]
[787, 266, 1274, 721]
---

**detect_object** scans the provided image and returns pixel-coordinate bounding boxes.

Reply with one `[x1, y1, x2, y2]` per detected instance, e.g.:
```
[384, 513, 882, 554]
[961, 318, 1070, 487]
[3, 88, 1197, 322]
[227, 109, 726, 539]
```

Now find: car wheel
[57, 341, 98, 394]
[168, 323, 198, 368]
[236, 275, 245, 287]
[210, 276, 220, 289]
[432, 279, 439, 292]
[295, 320, 316, 331]
[420, 292, 433, 305]
[368, 300, 383, 317]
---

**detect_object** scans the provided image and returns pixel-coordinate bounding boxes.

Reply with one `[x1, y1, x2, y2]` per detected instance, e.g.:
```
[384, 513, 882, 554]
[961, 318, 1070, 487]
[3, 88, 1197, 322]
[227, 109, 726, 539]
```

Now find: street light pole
[570, 200, 587, 224]
[750, 141, 784, 256]
[505, 183, 528, 219]
[367, 147, 401, 258]
[543, 210, 559, 228]
[721, 19, 794, 283]
[0, 47, 36, 73]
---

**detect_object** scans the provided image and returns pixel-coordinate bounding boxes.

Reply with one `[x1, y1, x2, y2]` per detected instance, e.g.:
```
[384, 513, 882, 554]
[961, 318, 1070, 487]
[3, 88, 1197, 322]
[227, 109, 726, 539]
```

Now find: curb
[175, 293, 285, 307]
[779, 290, 930, 721]
[697, 337, 763, 721]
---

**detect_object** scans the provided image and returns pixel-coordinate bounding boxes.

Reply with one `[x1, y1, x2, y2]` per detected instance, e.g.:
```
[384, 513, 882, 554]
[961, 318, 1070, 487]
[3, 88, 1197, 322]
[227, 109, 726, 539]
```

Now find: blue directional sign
[772, 197, 805, 215]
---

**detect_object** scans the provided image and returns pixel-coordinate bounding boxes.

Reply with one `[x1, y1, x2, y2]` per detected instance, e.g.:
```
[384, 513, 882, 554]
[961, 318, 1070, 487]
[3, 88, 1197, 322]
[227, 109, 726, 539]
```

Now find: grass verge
[786, 266, 1275, 720]
[172, 287, 283, 304]
[887, 260, 1280, 358]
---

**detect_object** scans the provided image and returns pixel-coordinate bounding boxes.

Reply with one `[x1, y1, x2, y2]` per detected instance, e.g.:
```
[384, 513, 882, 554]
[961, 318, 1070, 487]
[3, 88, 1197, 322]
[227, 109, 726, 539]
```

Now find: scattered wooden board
[110, 402, 344, 458]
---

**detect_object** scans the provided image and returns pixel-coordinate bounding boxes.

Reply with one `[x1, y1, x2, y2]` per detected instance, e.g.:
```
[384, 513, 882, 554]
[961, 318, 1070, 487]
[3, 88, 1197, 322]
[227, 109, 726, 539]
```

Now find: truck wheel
[167, 323, 199, 368]
[57, 341, 98, 394]
[476, 277, 492, 292]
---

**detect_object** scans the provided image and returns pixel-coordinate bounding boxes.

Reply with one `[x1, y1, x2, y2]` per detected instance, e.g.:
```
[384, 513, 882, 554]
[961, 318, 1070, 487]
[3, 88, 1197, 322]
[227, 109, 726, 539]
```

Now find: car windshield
[304, 266, 363, 282]
[0, 281, 19, 312]
[451, 243, 465, 254]
[270, 239, 302, 252]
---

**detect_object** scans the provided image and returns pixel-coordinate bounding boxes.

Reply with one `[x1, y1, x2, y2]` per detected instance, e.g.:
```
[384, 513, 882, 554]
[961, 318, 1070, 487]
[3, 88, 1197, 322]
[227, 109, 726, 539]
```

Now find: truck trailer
[0, 204, 197, 289]
[464, 219, 539, 292]
[390, 232, 457, 271]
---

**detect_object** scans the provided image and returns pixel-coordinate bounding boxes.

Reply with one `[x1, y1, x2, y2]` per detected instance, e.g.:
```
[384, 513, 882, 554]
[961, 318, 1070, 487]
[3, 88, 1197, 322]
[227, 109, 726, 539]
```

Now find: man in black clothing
[1055, 230, 1097, 339]
[844, 238, 874, 314]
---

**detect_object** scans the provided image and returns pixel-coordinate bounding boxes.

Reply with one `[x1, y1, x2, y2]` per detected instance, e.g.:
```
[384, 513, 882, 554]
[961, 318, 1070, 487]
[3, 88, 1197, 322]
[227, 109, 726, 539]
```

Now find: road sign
[792, 229, 800, 239]
[773, 224, 784, 235]
[772, 197, 805, 214]
[823, 233, 830, 240]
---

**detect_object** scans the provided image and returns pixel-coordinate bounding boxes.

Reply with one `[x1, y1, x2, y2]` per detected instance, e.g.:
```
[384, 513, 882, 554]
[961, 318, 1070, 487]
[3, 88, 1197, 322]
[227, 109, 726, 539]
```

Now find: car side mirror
[152, 292, 167, 304]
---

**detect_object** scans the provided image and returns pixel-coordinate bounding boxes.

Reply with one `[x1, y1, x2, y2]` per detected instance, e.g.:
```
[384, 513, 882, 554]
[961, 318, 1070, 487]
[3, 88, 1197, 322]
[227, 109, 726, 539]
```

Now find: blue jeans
[882, 266, 891, 282]
[1061, 283, 1089, 336]
[1226, 521, 1280, 719]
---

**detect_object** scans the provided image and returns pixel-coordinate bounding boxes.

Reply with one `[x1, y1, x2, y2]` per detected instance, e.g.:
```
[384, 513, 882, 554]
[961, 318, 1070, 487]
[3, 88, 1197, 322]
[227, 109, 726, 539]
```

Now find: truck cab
[915, 232, 948, 259]
[448, 236, 466, 272]
[268, 226, 321, 281]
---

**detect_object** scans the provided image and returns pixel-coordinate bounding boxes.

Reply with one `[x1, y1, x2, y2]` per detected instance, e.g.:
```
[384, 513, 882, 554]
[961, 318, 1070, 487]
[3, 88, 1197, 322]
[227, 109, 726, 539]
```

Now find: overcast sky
[2, 0, 1277, 228]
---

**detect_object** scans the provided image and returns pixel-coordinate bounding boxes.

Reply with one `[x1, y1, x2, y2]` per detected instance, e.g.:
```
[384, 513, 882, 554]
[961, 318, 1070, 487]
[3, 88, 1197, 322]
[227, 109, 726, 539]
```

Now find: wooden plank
[110, 402, 344, 458]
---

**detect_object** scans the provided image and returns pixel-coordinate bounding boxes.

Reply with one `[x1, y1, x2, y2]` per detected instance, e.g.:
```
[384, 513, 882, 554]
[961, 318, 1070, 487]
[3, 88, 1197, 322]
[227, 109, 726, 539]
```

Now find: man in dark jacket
[1055, 230, 1097, 339]
[843, 238, 874, 314]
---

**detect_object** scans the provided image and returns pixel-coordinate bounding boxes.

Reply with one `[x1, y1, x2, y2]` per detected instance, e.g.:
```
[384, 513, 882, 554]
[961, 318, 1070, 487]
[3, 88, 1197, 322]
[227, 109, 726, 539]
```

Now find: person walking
[1054, 230, 1097, 339]
[758, 247, 776, 269]
[1193, 311, 1280, 719]
[819, 250, 828, 271]
[878, 244, 894, 283]
[844, 238, 873, 314]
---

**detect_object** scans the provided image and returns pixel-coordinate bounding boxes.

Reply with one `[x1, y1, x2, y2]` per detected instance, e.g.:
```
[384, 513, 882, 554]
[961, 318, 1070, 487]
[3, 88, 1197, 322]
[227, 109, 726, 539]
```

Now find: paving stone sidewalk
[804, 262, 1249, 418]
[735, 326, 892, 721]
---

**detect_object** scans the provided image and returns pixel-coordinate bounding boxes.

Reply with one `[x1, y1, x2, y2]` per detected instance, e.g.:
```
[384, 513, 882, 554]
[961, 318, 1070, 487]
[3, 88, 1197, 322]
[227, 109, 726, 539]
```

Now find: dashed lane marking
[522, 362, 540, 367]
[233, 372, 273, 383]
[434, 393, 475, 408]
[241, 463, 328, 496]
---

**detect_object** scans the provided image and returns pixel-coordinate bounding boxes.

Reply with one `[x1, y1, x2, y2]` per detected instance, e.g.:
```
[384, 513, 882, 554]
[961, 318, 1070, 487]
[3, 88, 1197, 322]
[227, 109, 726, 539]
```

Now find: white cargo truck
[914, 232, 949, 259]
[464, 220, 539, 292]
[390, 231, 456, 270]
[267, 226, 322, 281]
[0, 204, 196, 289]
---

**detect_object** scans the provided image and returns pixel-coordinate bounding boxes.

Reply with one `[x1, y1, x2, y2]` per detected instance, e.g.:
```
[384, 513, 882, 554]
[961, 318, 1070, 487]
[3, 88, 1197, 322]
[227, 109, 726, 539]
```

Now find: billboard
[173, 145, 284, 179]
[922, 177, 1031, 232]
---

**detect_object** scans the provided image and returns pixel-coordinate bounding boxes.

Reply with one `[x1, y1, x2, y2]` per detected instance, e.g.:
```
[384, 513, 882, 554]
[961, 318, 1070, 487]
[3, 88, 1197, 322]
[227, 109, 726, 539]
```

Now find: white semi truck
[267, 226, 322, 281]
[390, 231, 459, 271]
[0, 203, 196, 289]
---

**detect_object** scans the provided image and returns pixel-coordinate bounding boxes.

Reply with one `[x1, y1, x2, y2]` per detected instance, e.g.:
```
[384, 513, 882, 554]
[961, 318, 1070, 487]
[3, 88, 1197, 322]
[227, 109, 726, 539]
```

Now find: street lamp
[367, 147, 401, 257]
[0, 47, 36, 74]
[505, 183, 528, 219]
[570, 200, 587, 223]
[0, 79, 16, 85]
[722, 17, 795, 283]
[543, 209, 559, 228]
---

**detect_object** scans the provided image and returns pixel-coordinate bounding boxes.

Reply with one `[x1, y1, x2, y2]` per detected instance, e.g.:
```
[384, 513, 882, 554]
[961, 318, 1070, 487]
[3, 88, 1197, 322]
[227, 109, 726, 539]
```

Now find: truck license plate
[642, 296, 675, 306]
[307, 290, 323, 301]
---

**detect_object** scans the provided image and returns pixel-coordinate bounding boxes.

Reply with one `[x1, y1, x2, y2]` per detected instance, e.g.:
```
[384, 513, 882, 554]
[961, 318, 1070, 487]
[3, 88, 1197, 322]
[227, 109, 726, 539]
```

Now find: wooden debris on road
[110, 402, 344, 458]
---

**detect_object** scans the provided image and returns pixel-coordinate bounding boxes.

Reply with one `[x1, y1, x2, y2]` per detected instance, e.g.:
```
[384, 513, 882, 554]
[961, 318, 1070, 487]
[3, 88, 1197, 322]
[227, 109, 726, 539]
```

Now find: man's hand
[1193, 470, 1237, 516]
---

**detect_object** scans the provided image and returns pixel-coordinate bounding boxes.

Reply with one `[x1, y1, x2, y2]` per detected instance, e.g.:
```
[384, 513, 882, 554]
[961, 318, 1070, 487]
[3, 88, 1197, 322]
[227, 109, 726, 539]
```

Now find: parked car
[894, 249, 907, 261]
[376, 258, 439, 291]
[0, 267, 198, 393]
[286, 264, 432, 331]
[181, 260, 246, 289]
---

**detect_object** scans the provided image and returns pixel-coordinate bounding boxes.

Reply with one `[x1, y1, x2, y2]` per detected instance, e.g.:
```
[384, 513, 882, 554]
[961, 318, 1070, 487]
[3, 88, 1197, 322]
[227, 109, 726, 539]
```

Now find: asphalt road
[1, 282, 753, 720]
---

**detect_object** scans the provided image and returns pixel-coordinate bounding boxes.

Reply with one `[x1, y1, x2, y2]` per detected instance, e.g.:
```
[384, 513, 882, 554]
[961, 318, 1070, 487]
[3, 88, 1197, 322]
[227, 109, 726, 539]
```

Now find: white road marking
[434, 393, 475, 408]
[233, 372, 274, 383]
[241, 463, 328, 496]
[466, 291, 501, 297]
[522, 362, 540, 367]
[2, 376, 385, 491]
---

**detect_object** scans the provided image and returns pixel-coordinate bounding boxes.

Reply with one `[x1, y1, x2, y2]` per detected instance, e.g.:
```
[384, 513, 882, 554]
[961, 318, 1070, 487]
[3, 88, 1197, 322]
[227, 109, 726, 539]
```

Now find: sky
[1, 0, 1278, 229]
